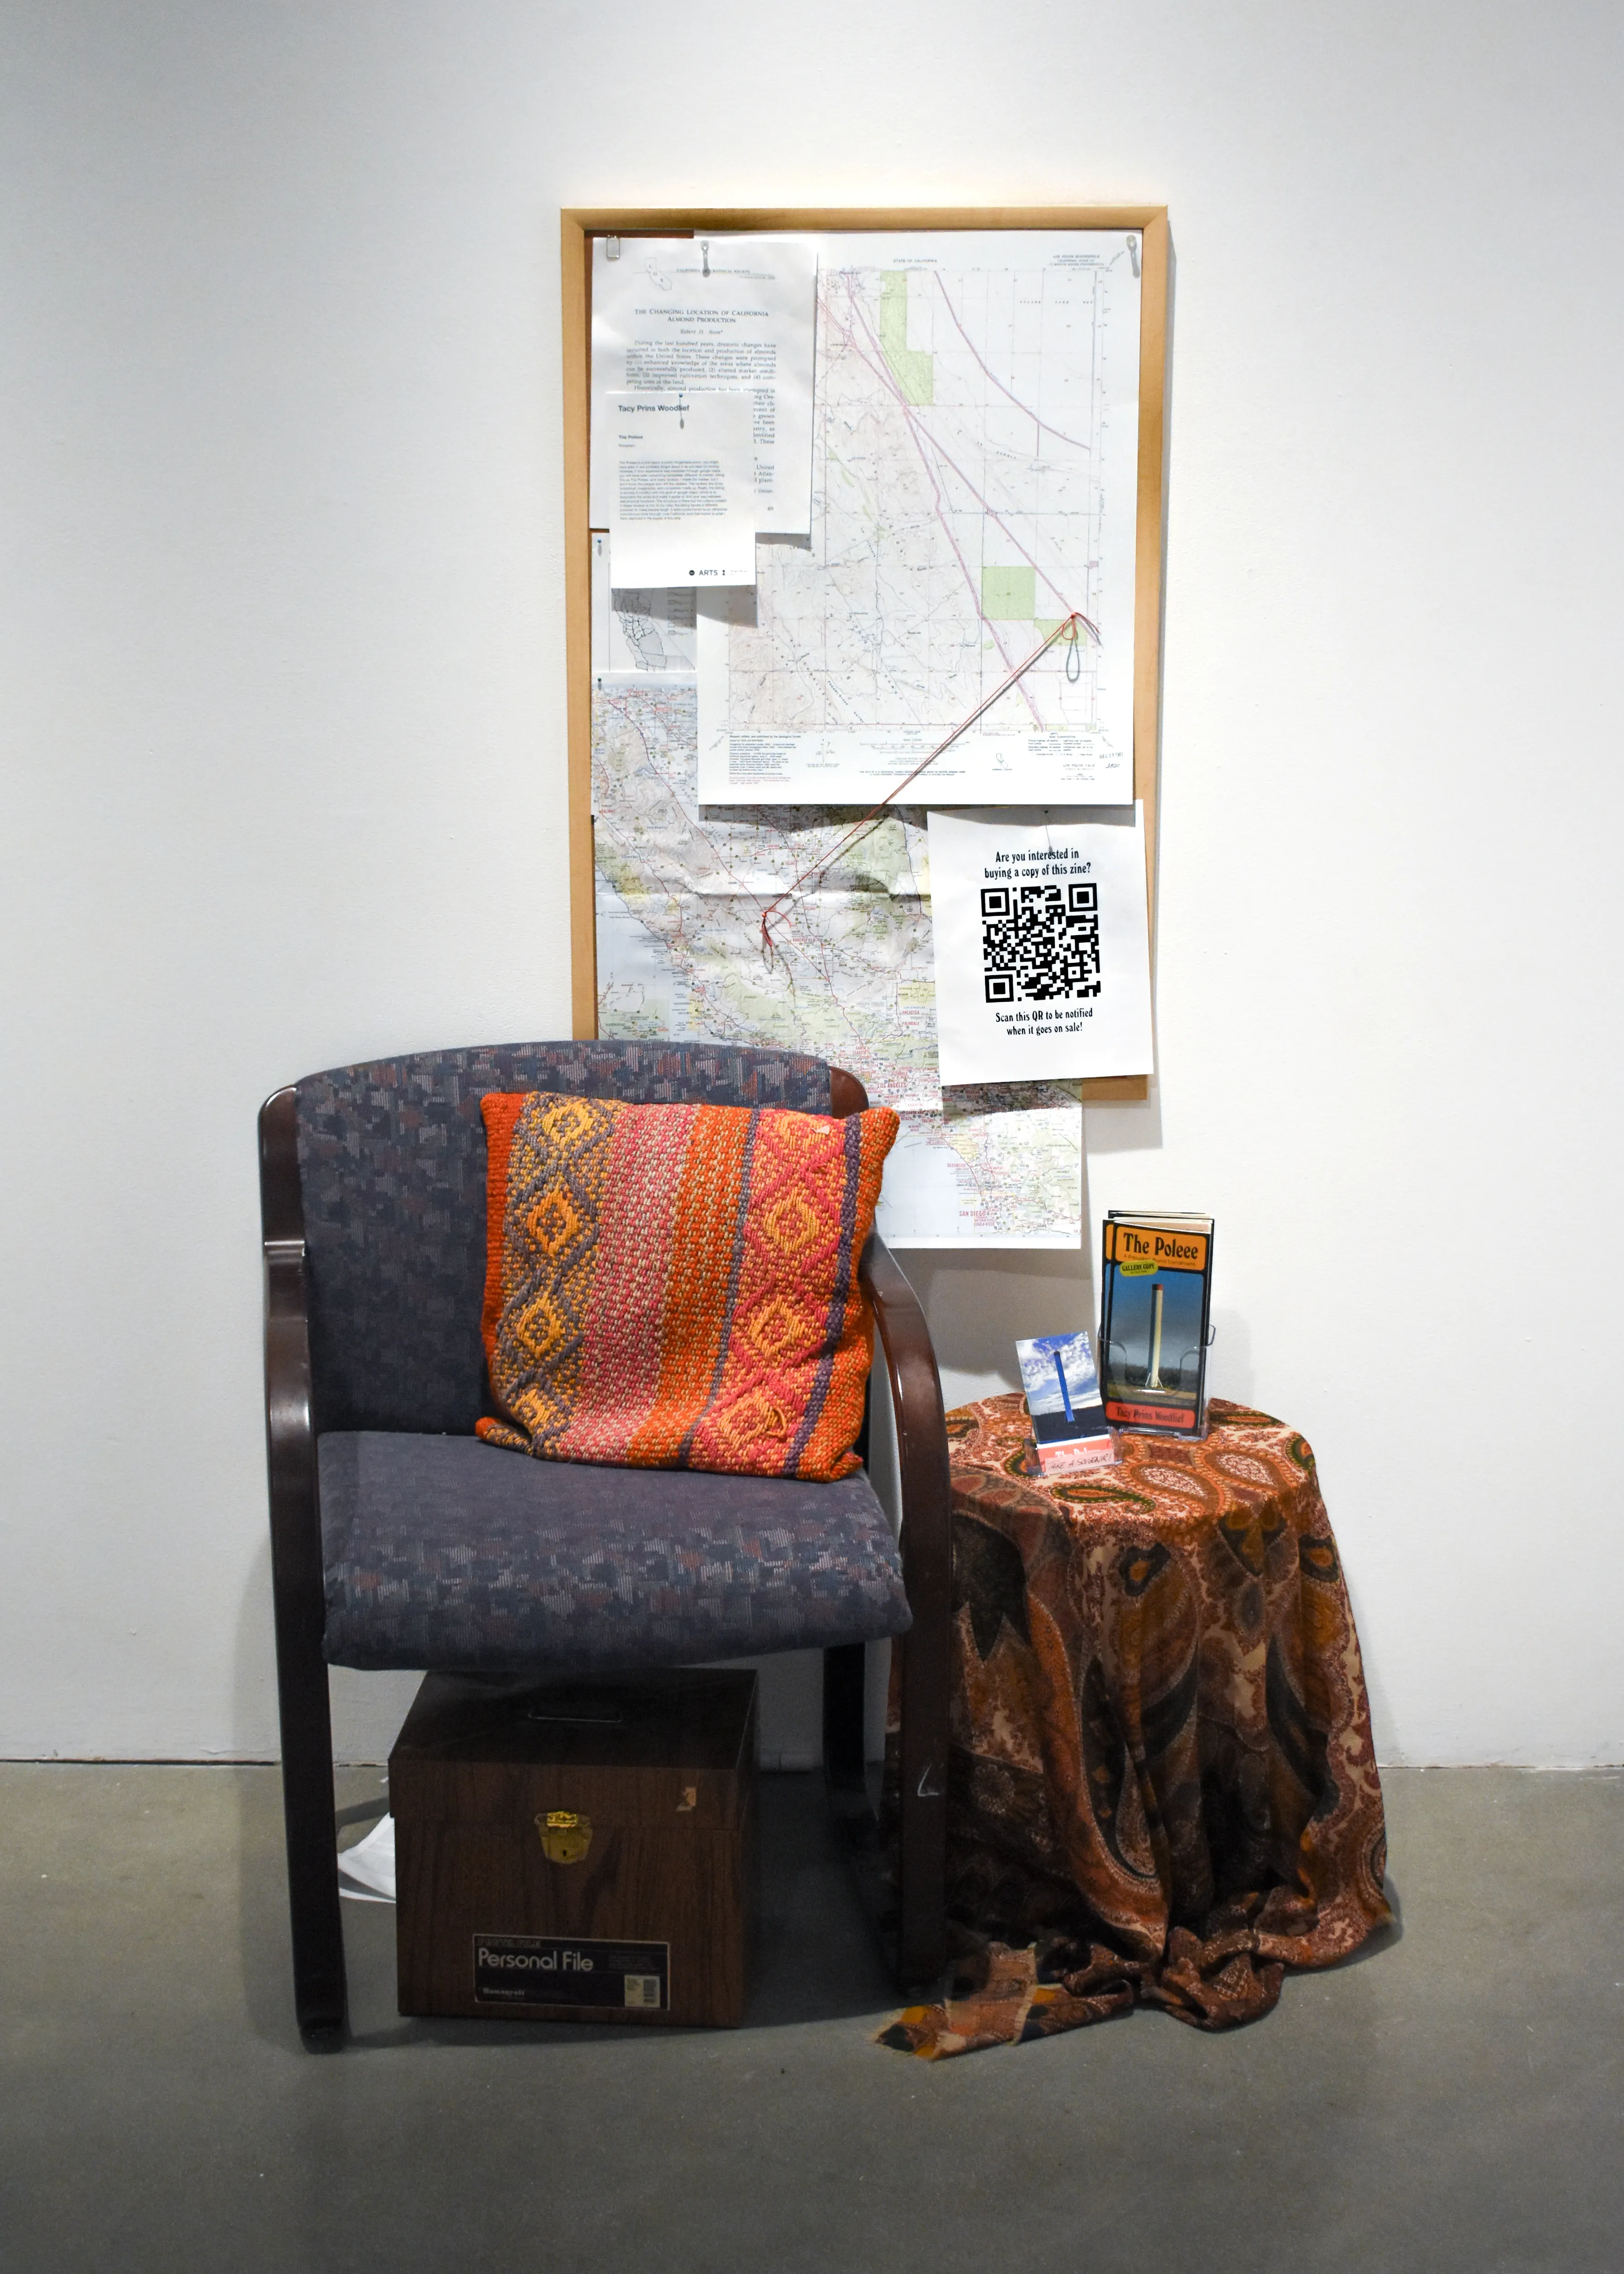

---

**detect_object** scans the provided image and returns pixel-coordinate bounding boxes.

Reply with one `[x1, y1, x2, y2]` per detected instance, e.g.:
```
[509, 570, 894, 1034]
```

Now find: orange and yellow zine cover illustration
[1098, 1213, 1215, 1436]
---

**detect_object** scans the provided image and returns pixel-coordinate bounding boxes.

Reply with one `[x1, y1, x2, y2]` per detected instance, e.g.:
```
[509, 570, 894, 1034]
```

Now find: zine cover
[1098, 1213, 1214, 1435]
[1015, 1330, 1119, 1476]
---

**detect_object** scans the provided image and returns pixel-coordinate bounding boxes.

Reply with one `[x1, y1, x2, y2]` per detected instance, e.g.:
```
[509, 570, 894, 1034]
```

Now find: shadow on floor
[250, 1771, 900, 2055]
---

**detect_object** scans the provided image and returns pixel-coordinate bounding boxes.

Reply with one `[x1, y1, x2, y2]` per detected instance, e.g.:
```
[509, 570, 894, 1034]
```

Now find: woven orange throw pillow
[476, 1092, 900, 1481]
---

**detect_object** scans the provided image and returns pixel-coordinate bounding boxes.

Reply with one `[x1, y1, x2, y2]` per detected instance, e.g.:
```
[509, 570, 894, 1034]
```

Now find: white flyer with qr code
[926, 806, 1154, 1086]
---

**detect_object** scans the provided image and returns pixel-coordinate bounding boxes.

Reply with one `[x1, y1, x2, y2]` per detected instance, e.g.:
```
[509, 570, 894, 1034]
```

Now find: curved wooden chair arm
[259, 1086, 345, 2038]
[860, 1233, 951, 1983]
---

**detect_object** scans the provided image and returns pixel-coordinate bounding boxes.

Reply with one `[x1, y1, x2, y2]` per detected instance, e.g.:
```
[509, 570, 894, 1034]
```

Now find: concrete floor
[1, 1766, 1620, 2274]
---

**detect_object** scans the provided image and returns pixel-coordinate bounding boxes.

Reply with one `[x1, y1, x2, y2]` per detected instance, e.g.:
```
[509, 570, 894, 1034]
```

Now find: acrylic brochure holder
[1098, 1212, 1215, 1440]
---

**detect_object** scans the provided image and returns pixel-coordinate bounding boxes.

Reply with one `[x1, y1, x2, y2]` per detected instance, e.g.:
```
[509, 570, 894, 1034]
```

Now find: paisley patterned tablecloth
[881, 1397, 1392, 2058]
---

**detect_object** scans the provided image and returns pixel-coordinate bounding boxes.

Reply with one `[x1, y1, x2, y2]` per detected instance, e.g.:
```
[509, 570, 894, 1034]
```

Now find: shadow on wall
[1078, 1084, 1165, 1158]
[1205, 1309, 1255, 1407]
[898, 1248, 1096, 1413]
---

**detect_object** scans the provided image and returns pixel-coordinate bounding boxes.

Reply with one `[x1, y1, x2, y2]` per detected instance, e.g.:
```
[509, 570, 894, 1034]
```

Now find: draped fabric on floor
[879, 1398, 1392, 2058]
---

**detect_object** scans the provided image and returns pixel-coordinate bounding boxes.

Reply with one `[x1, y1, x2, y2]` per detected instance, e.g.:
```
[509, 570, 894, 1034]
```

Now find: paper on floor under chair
[337, 1812, 395, 1904]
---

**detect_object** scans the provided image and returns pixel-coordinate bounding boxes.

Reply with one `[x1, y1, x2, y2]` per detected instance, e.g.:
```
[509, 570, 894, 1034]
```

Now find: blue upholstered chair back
[293, 1041, 834, 1438]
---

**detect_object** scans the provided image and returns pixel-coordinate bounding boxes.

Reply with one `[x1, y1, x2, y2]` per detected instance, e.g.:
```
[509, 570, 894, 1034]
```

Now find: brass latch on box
[536, 1810, 592, 1864]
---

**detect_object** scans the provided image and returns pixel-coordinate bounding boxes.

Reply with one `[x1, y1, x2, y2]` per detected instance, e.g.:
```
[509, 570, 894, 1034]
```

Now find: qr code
[981, 883, 1101, 1004]
[623, 1973, 663, 2008]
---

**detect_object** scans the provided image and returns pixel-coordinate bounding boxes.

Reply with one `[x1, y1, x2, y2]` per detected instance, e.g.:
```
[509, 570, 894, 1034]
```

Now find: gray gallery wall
[2, 0, 1620, 1766]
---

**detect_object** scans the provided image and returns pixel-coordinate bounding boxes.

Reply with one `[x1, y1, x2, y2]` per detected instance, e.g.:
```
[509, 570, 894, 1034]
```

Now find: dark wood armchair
[260, 1040, 950, 2043]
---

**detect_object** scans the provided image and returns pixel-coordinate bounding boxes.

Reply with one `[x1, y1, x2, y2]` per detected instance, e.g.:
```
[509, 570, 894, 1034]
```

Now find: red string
[757, 609, 1099, 961]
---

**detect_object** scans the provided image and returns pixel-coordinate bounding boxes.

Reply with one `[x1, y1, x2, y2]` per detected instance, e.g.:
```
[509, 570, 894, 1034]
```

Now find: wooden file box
[390, 1666, 758, 2028]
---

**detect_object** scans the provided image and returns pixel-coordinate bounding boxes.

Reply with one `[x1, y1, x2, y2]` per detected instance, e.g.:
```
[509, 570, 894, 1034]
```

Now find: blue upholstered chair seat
[319, 1431, 912, 1677]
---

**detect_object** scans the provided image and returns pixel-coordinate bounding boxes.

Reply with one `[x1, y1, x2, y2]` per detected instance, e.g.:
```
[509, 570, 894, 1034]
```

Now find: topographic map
[697, 231, 1140, 806]
[592, 676, 1083, 1246]
[590, 231, 1144, 1246]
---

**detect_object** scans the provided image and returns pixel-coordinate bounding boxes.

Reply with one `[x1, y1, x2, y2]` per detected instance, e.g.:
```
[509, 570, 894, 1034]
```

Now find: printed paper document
[927, 805, 1153, 1085]
[591, 235, 817, 535]
[605, 392, 756, 589]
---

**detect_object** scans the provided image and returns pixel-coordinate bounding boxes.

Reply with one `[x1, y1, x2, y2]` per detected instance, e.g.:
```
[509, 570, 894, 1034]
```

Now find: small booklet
[1015, 1330, 1119, 1476]
[1098, 1212, 1215, 1436]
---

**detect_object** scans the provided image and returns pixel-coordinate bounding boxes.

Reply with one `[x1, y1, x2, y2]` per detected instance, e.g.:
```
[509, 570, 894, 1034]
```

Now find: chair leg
[822, 1642, 905, 1975]
[858, 1236, 952, 1988]
[261, 1106, 347, 2042]
[275, 1638, 347, 2042]
[823, 1638, 948, 1989]
[894, 1628, 949, 1987]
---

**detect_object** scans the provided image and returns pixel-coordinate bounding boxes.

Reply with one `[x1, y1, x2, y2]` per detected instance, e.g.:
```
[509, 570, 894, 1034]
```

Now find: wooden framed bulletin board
[561, 206, 1169, 1107]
